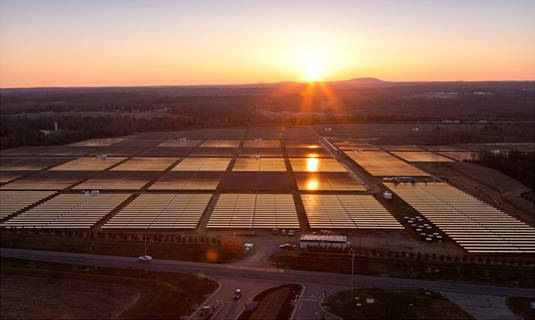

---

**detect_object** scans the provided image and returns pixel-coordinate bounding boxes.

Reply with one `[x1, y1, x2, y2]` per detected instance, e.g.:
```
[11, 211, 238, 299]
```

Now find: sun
[305, 63, 323, 82]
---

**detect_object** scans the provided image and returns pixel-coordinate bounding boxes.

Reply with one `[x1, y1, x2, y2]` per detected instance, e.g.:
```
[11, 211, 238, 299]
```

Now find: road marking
[226, 265, 285, 273]
[301, 298, 321, 302]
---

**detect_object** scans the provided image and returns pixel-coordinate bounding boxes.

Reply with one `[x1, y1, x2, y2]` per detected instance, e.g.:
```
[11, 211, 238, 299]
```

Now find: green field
[0, 258, 218, 319]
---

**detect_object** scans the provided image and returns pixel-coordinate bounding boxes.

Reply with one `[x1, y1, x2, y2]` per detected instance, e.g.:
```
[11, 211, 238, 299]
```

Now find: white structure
[299, 234, 348, 249]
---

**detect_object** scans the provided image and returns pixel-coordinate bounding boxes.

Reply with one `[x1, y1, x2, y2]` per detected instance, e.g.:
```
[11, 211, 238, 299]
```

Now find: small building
[299, 234, 348, 249]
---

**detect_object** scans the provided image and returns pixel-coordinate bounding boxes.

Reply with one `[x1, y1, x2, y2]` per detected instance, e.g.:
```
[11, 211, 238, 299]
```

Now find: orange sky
[1, 1, 534, 88]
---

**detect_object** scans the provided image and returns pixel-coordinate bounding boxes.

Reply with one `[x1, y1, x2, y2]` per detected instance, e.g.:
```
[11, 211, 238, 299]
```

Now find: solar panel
[381, 145, 424, 151]
[233, 158, 286, 171]
[111, 157, 177, 171]
[392, 152, 455, 162]
[0, 171, 31, 184]
[344, 151, 429, 176]
[207, 194, 299, 228]
[172, 158, 231, 171]
[290, 158, 347, 172]
[189, 148, 237, 157]
[385, 182, 535, 253]
[438, 151, 477, 161]
[2, 193, 128, 228]
[200, 140, 241, 148]
[0, 171, 93, 190]
[73, 171, 158, 190]
[294, 172, 366, 191]
[157, 139, 202, 147]
[242, 140, 281, 148]
[301, 194, 403, 229]
[103, 193, 211, 229]
[69, 138, 125, 146]
[0, 157, 73, 171]
[425, 145, 469, 152]
[0, 191, 55, 219]
[149, 171, 223, 190]
[49, 157, 126, 171]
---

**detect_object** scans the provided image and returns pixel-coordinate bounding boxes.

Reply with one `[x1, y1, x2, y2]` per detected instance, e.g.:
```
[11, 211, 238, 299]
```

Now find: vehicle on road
[272, 228, 279, 235]
[199, 306, 212, 319]
[233, 289, 242, 300]
[281, 229, 287, 236]
[288, 229, 295, 236]
[138, 255, 152, 262]
[280, 243, 297, 250]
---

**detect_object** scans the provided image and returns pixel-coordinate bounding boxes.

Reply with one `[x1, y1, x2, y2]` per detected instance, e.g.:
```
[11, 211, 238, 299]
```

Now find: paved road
[2, 248, 534, 301]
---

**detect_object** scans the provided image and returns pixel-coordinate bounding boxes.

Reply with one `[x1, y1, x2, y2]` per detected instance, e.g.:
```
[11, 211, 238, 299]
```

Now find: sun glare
[305, 63, 323, 82]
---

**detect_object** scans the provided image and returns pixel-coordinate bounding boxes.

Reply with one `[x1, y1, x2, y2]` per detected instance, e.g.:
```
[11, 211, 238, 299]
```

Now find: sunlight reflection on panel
[306, 179, 319, 190]
[306, 158, 319, 172]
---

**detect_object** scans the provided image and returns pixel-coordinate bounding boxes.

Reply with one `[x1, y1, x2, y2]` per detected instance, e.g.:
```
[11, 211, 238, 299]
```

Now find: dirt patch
[0, 273, 140, 319]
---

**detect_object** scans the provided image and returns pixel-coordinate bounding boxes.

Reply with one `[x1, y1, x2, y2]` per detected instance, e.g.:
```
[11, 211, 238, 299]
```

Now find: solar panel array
[438, 151, 477, 161]
[1, 171, 92, 190]
[295, 173, 366, 191]
[50, 157, 126, 171]
[73, 171, 158, 190]
[69, 138, 125, 146]
[242, 139, 281, 148]
[207, 194, 299, 228]
[381, 145, 424, 151]
[111, 157, 177, 171]
[172, 158, 231, 171]
[344, 151, 429, 176]
[201, 140, 241, 148]
[290, 158, 347, 172]
[0, 191, 55, 219]
[103, 193, 211, 229]
[157, 139, 202, 147]
[425, 145, 469, 152]
[385, 182, 535, 253]
[2, 194, 128, 228]
[149, 172, 222, 190]
[392, 151, 455, 163]
[0, 157, 72, 171]
[233, 158, 286, 171]
[302, 194, 402, 229]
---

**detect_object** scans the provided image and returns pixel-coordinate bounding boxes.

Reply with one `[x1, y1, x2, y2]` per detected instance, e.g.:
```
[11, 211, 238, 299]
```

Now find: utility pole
[351, 247, 355, 295]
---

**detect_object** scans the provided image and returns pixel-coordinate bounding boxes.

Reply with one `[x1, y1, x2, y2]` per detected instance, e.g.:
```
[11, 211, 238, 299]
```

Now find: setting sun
[305, 63, 323, 82]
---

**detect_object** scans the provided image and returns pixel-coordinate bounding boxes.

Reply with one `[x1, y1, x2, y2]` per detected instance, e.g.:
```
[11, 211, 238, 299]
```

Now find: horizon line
[1, 78, 534, 90]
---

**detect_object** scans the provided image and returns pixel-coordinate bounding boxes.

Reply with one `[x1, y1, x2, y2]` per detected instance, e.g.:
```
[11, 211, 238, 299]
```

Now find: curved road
[1, 248, 534, 299]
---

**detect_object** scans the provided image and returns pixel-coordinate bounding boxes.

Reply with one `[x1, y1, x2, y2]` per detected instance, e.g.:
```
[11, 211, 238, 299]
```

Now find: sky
[1, 0, 534, 87]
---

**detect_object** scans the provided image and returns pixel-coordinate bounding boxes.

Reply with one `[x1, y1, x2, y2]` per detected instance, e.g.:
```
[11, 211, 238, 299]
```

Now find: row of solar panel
[0, 191, 401, 230]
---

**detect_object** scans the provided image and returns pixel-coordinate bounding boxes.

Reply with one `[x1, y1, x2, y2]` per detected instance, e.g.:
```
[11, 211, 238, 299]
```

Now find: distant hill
[329, 77, 391, 87]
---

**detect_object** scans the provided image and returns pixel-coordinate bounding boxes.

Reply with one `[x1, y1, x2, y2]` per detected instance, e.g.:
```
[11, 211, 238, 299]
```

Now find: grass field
[0, 258, 218, 319]
[270, 251, 535, 288]
[238, 284, 302, 320]
[249, 287, 290, 320]
[326, 288, 473, 320]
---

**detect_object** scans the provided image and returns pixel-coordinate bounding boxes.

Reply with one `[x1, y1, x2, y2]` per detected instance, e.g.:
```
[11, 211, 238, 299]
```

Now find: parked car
[281, 229, 287, 235]
[138, 255, 152, 262]
[288, 229, 295, 236]
[272, 228, 279, 235]
[233, 289, 242, 300]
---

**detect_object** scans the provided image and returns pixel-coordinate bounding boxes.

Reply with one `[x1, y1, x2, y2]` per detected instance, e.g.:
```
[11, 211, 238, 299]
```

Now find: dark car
[233, 289, 242, 300]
